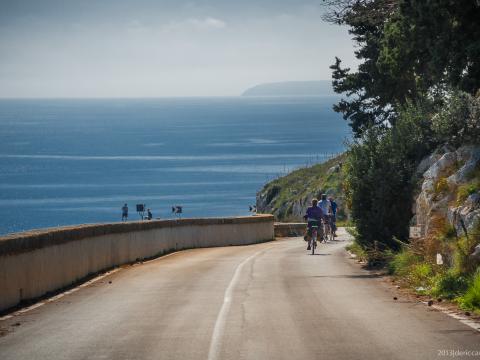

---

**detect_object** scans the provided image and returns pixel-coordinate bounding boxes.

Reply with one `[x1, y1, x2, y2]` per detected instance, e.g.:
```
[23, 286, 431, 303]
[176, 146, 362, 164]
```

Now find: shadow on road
[435, 329, 479, 334]
[311, 274, 383, 279]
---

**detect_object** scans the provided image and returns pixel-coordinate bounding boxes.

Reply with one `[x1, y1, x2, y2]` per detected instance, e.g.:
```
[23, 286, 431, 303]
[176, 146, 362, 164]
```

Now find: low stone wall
[0, 215, 274, 312]
[274, 222, 306, 237]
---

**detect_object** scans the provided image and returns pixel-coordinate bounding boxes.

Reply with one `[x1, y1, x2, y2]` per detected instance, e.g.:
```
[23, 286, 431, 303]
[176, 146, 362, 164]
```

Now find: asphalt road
[1, 229, 479, 360]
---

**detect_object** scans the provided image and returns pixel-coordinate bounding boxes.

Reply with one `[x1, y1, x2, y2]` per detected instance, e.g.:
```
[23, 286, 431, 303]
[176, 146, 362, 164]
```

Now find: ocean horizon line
[0, 94, 339, 101]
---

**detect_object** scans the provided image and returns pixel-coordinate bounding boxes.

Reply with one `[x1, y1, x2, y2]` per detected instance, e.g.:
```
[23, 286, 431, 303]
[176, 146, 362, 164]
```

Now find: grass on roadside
[336, 219, 353, 227]
[345, 227, 369, 262]
[458, 271, 480, 311]
[346, 241, 368, 262]
[387, 245, 480, 313]
[347, 223, 480, 313]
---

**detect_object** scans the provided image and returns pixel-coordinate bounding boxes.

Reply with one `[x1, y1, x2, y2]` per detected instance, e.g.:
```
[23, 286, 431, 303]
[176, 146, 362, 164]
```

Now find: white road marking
[207, 249, 264, 360]
[422, 302, 480, 332]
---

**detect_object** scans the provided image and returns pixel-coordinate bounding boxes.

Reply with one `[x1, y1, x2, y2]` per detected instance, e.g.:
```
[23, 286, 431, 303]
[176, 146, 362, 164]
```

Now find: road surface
[1, 229, 479, 360]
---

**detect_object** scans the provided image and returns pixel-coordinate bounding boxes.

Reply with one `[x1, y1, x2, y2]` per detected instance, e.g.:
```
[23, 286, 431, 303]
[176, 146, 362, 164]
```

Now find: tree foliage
[345, 100, 436, 250]
[328, 0, 401, 136]
[325, 0, 480, 137]
[432, 91, 480, 147]
[396, 1, 480, 94]
[324, 0, 480, 254]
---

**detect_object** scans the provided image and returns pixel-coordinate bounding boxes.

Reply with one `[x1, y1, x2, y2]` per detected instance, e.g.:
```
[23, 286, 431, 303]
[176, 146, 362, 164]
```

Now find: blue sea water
[0, 96, 350, 235]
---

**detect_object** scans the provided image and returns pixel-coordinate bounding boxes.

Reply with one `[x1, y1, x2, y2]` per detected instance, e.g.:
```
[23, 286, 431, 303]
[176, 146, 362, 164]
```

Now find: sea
[0, 96, 350, 235]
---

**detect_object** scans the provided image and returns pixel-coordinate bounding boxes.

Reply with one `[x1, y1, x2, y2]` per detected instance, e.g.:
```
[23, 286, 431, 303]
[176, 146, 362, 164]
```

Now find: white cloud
[198, 17, 227, 29]
[161, 17, 227, 33]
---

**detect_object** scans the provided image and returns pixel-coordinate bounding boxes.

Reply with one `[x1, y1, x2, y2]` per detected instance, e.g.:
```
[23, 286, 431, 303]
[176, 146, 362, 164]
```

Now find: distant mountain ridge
[242, 80, 334, 97]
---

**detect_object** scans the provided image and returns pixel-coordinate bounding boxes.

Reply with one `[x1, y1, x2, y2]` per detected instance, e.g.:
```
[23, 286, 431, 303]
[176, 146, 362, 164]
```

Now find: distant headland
[242, 80, 335, 97]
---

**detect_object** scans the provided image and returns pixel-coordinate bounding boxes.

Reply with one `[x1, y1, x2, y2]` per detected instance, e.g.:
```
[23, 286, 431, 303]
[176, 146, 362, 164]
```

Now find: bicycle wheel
[329, 216, 335, 241]
[311, 229, 317, 255]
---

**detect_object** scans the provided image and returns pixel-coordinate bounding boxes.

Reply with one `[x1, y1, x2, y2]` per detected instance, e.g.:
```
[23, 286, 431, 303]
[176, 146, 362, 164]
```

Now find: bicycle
[322, 217, 333, 243]
[305, 220, 319, 255]
[310, 225, 318, 255]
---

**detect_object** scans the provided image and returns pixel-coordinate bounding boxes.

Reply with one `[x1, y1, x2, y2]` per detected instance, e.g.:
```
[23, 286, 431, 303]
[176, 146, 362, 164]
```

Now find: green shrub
[454, 236, 480, 274]
[409, 263, 434, 288]
[335, 218, 352, 227]
[345, 100, 436, 253]
[443, 224, 457, 240]
[434, 177, 449, 195]
[431, 270, 470, 299]
[345, 226, 358, 239]
[458, 272, 480, 312]
[258, 153, 348, 222]
[466, 167, 480, 182]
[457, 184, 478, 205]
[432, 91, 480, 147]
[345, 240, 368, 262]
[265, 185, 281, 204]
[388, 250, 421, 276]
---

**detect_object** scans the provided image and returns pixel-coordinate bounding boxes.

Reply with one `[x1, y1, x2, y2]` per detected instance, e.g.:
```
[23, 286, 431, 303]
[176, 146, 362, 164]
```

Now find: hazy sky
[0, 0, 356, 97]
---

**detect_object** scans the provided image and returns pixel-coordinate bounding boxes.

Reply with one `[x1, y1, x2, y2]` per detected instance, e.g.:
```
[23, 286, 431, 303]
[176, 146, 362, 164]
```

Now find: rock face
[256, 154, 347, 222]
[471, 244, 480, 261]
[256, 187, 314, 221]
[257, 189, 344, 222]
[414, 145, 480, 238]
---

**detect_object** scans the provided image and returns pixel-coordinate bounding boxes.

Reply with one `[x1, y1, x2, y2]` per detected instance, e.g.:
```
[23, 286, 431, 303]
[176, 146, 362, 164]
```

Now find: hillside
[242, 81, 334, 97]
[256, 154, 347, 222]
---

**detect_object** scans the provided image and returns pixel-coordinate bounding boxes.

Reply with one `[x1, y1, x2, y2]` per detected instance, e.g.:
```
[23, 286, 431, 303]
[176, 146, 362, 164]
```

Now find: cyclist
[318, 194, 332, 241]
[303, 198, 323, 250]
[329, 196, 338, 237]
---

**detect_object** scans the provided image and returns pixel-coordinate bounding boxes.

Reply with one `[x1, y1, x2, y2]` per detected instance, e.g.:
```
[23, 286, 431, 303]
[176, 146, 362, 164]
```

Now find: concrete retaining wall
[274, 222, 306, 237]
[0, 215, 274, 312]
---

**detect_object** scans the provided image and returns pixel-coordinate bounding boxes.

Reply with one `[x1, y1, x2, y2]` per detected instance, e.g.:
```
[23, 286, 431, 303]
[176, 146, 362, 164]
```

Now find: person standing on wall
[122, 203, 128, 221]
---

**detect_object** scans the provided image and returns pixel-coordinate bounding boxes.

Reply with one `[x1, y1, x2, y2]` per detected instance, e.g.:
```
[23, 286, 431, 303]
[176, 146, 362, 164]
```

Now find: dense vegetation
[324, 0, 480, 310]
[257, 154, 348, 222]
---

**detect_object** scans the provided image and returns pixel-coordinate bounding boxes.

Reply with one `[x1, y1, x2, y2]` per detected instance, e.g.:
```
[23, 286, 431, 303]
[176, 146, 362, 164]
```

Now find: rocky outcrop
[414, 145, 480, 239]
[449, 193, 480, 235]
[471, 243, 480, 261]
[256, 189, 316, 221]
[256, 154, 347, 222]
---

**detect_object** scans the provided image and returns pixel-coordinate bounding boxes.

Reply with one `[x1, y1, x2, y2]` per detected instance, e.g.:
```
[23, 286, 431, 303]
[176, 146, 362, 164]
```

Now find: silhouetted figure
[122, 203, 128, 221]
[147, 208, 153, 220]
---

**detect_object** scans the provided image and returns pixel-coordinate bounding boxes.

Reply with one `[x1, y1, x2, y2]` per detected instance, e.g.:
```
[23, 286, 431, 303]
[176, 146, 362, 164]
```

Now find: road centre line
[207, 249, 265, 360]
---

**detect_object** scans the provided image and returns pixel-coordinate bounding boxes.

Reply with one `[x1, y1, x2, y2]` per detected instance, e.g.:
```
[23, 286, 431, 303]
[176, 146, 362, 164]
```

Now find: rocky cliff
[414, 145, 480, 235]
[256, 154, 347, 222]
[414, 145, 480, 260]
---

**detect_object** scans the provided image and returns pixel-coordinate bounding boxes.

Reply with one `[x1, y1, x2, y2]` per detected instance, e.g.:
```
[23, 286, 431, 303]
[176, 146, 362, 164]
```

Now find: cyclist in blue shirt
[329, 196, 338, 237]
